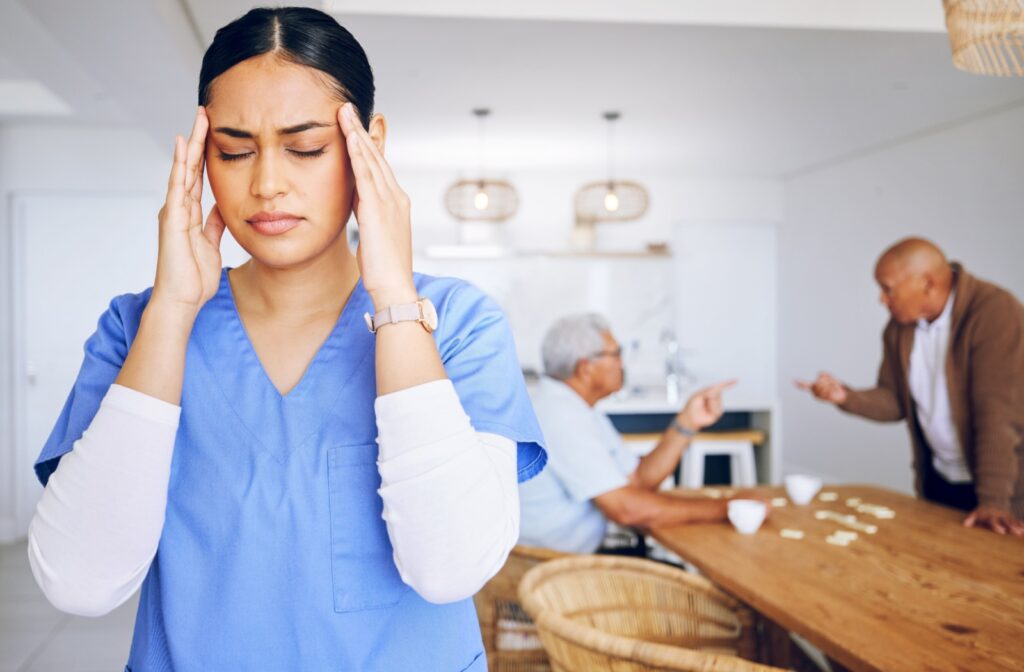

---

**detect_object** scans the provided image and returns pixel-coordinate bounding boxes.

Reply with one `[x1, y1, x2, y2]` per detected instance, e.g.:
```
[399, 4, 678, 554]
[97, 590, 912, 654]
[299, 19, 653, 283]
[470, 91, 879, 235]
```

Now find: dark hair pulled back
[198, 7, 374, 128]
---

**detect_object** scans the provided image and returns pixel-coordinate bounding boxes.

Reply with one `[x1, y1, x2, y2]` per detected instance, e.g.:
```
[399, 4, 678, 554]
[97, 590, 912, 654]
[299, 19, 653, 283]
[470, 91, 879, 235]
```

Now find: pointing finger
[697, 379, 737, 398]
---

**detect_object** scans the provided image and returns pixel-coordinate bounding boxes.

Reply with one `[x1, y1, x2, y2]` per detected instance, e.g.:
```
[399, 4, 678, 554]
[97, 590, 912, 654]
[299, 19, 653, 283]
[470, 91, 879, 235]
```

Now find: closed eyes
[218, 147, 327, 162]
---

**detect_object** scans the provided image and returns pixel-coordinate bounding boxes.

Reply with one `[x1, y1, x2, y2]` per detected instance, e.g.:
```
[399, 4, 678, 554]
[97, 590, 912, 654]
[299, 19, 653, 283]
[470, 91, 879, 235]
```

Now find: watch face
[420, 298, 439, 332]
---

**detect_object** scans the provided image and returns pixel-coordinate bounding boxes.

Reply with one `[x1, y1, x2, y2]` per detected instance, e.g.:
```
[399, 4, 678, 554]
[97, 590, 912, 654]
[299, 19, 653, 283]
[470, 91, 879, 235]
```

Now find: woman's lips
[246, 211, 302, 236]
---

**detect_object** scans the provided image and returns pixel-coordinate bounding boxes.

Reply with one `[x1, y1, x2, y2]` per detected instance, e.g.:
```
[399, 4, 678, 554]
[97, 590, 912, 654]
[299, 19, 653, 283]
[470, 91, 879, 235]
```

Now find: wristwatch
[670, 418, 698, 437]
[364, 297, 438, 334]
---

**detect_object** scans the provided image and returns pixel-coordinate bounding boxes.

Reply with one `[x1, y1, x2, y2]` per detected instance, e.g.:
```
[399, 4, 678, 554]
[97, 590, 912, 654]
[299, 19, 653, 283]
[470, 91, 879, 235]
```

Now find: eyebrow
[213, 121, 333, 138]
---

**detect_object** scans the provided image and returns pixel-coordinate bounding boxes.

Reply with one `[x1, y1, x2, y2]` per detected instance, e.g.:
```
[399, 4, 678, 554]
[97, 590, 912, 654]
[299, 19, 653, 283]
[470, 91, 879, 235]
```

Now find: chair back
[474, 544, 566, 671]
[518, 555, 784, 672]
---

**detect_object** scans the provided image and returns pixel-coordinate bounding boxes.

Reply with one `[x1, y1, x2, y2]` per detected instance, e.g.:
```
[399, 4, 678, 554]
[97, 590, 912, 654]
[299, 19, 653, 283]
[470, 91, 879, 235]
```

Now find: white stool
[682, 432, 761, 488]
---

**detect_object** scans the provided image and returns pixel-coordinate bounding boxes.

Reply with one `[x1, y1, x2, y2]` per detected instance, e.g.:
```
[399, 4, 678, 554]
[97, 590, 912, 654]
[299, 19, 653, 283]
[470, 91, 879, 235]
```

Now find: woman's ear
[368, 113, 387, 154]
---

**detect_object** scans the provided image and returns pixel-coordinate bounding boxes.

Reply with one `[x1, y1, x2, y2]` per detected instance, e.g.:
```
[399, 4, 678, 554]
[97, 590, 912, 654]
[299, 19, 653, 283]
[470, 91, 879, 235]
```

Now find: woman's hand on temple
[337, 102, 416, 310]
[151, 106, 225, 317]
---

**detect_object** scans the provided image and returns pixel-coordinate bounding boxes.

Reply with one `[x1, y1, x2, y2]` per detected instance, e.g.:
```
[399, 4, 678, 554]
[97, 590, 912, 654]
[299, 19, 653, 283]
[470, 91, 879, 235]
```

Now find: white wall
[674, 221, 777, 408]
[778, 104, 1024, 492]
[0, 122, 169, 541]
[397, 167, 782, 252]
[0, 125, 12, 540]
[0, 123, 168, 193]
[404, 169, 783, 401]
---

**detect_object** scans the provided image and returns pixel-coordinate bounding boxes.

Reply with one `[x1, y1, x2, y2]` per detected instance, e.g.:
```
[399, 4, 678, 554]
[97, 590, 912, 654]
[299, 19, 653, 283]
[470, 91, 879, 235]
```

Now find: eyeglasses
[589, 347, 622, 360]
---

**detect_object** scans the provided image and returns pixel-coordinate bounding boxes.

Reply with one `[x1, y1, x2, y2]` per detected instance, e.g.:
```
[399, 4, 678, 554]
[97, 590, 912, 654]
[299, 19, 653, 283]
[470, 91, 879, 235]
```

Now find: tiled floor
[0, 541, 136, 672]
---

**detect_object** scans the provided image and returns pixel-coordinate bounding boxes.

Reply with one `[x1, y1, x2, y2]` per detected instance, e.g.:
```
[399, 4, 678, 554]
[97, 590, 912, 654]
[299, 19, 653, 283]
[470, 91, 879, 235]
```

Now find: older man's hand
[963, 505, 1024, 536]
[794, 372, 849, 405]
[677, 380, 737, 432]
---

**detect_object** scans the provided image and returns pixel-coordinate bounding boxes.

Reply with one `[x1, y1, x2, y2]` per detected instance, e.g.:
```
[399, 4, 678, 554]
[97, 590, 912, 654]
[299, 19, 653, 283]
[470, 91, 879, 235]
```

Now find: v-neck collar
[191, 267, 375, 462]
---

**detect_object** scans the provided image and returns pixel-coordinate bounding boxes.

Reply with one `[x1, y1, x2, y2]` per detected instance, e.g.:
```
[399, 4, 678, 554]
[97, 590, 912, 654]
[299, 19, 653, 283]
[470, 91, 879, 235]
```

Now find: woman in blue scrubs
[30, 7, 545, 670]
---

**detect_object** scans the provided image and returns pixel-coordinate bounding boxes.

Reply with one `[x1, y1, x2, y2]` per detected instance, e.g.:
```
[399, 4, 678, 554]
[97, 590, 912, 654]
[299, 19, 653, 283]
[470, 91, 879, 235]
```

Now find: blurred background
[0, 5, 1022, 664]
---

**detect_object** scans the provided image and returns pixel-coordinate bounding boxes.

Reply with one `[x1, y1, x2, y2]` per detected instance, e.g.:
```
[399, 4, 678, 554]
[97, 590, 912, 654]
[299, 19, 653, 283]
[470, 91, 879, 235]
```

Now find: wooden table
[649, 485, 1024, 672]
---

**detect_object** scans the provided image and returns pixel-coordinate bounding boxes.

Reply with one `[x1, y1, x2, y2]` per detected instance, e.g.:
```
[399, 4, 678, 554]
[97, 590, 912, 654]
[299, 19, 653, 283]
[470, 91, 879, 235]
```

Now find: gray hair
[541, 313, 611, 381]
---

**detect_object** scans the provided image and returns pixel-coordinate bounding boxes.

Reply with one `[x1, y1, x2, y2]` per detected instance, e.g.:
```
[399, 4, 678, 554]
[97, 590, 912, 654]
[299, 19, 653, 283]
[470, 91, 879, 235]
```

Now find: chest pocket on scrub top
[327, 443, 411, 612]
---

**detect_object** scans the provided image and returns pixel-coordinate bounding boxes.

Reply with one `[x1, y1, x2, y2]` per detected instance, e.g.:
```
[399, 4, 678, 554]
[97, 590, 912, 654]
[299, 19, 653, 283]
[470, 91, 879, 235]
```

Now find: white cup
[727, 499, 768, 535]
[785, 474, 823, 505]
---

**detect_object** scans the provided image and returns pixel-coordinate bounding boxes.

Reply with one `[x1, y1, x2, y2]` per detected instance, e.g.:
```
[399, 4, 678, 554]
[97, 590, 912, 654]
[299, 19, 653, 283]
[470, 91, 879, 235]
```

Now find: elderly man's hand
[794, 372, 848, 405]
[963, 506, 1024, 536]
[677, 380, 737, 432]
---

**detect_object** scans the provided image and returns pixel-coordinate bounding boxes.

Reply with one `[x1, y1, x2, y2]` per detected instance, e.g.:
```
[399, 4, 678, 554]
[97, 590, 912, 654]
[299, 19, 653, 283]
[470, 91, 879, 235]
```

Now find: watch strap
[365, 300, 425, 333]
[671, 419, 698, 437]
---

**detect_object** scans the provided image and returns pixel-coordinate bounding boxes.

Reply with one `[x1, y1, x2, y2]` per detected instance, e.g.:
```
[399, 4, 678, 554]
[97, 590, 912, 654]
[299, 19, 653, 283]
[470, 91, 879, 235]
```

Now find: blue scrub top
[35, 269, 547, 672]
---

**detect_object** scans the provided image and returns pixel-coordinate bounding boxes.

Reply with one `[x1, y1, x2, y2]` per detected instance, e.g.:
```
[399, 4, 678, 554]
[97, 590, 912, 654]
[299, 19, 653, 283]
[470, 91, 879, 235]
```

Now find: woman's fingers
[167, 135, 186, 197]
[346, 106, 395, 186]
[345, 124, 381, 205]
[189, 193, 203, 233]
[164, 136, 191, 231]
[339, 103, 399, 195]
[203, 205, 226, 248]
[340, 106, 388, 196]
[189, 153, 205, 204]
[347, 134, 373, 192]
[185, 108, 209, 195]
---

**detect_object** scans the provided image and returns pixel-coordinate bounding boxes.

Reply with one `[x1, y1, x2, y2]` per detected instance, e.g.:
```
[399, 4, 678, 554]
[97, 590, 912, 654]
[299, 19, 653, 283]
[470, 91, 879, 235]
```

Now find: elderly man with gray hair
[519, 313, 750, 554]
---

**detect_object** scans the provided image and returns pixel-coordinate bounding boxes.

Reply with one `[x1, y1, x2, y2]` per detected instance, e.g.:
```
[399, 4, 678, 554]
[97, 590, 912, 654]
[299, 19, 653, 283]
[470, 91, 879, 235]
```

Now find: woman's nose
[251, 152, 288, 200]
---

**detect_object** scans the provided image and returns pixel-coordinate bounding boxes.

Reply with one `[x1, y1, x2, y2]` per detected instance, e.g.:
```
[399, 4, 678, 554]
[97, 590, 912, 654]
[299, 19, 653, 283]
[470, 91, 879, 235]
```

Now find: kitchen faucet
[661, 327, 683, 405]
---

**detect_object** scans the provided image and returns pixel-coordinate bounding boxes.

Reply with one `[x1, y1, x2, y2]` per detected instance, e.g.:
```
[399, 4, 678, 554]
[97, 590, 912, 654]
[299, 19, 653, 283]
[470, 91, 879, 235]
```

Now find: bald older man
[797, 238, 1024, 535]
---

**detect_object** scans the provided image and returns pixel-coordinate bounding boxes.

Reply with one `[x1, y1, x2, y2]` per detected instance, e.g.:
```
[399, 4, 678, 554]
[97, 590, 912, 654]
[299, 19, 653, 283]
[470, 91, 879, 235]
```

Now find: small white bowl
[785, 474, 823, 505]
[727, 499, 768, 535]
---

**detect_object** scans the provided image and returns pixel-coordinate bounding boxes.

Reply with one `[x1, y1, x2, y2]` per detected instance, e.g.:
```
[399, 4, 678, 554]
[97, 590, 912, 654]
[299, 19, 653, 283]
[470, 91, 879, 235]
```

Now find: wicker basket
[475, 545, 568, 671]
[518, 555, 783, 672]
[943, 0, 1024, 76]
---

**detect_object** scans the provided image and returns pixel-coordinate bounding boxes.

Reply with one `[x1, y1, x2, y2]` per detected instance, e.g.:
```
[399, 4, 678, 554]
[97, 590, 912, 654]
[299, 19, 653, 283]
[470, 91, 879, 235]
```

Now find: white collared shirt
[908, 290, 971, 483]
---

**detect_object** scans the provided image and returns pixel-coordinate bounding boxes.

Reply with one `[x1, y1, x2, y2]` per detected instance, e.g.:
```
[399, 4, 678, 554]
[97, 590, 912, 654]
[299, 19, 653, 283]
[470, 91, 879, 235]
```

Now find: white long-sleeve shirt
[908, 290, 970, 483]
[28, 379, 518, 616]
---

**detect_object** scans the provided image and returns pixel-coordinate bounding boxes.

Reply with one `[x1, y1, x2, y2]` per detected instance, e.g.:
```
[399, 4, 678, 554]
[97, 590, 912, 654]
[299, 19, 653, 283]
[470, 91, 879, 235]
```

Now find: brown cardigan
[841, 263, 1024, 517]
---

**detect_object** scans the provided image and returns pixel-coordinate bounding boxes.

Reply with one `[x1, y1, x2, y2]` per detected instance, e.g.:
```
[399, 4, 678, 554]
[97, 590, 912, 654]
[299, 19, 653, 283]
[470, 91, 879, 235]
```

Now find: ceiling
[4, 0, 1023, 177]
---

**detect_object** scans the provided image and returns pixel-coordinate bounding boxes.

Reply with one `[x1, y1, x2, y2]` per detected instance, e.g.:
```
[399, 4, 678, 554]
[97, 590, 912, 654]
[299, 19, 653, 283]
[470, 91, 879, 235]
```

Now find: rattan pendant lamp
[943, 0, 1024, 76]
[444, 108, 519, 222]
[574, 111, 649, 226]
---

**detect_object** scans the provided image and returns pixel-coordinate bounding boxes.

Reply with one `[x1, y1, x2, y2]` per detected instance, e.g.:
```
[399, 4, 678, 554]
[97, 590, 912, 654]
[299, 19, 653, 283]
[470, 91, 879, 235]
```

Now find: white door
[11, 192, 248, 536]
